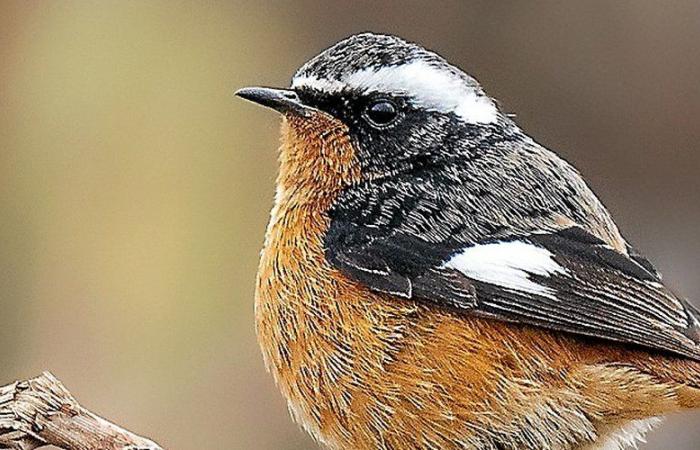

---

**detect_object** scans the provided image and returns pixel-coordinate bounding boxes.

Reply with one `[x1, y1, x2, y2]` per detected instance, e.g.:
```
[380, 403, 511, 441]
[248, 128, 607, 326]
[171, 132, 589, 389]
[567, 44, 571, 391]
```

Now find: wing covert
[325, 222, 700, 360]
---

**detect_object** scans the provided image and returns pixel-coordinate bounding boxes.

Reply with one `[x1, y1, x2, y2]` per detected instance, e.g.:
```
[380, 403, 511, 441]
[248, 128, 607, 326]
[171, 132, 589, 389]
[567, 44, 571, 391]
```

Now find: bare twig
[0, 372, 163, 450]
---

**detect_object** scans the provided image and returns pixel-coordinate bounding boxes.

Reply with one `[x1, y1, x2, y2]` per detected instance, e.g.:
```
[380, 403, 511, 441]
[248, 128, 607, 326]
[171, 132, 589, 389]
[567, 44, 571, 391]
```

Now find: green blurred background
[1, 1, 699, 449]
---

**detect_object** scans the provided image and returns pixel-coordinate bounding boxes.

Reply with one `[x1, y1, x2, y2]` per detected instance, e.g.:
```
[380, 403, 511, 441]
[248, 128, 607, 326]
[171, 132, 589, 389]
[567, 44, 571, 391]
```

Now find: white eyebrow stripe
[292, 76, 345, 92]
[292, 60, 499, 124]
[442, 240, 568, 299]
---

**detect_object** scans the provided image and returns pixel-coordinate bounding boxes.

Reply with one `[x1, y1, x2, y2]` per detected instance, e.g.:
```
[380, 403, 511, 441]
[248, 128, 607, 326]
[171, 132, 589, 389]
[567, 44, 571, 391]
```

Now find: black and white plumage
[289, 33, 700, 361]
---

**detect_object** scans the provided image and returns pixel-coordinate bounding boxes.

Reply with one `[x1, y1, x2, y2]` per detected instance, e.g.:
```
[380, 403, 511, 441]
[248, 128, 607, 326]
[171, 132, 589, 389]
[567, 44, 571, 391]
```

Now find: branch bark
[0, 372, 163, 450]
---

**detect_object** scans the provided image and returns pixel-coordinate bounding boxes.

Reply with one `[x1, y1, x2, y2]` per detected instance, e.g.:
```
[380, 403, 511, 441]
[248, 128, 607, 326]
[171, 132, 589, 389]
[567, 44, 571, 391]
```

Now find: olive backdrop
[1, 1, 699, 449]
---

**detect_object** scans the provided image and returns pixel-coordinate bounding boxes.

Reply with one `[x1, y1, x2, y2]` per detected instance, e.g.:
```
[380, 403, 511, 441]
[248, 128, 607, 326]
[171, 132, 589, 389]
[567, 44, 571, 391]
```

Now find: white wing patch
[442, 240, 568, 299]
[292, 60, 499, 124]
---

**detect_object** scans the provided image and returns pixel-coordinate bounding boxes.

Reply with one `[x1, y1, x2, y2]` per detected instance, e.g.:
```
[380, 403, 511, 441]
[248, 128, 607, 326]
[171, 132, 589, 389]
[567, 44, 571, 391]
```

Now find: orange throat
[254, 113, 418, 447]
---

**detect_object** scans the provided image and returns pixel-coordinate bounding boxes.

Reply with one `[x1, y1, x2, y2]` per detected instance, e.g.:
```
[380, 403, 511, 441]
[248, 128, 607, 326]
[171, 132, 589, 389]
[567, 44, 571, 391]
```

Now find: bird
[236, 32, 700, 450]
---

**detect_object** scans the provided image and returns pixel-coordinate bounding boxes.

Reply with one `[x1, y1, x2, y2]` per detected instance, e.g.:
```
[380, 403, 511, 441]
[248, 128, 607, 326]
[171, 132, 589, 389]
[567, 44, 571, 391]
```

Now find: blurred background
[1, 1, 699, 449]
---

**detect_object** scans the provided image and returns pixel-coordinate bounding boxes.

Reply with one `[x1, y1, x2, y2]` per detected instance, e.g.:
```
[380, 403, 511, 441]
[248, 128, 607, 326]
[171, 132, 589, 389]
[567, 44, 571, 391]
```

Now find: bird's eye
[364, 99, 398, 127]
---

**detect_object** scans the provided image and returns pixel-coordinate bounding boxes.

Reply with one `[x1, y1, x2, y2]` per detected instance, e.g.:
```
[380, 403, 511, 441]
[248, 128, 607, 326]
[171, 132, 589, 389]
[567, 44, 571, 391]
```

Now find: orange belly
[255, 198, 699, 449]
[255, 115, 700, 449]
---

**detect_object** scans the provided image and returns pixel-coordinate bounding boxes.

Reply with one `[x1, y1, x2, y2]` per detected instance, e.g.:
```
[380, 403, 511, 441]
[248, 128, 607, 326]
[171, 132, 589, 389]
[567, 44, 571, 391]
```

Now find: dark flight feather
[325, 224, 700, 360]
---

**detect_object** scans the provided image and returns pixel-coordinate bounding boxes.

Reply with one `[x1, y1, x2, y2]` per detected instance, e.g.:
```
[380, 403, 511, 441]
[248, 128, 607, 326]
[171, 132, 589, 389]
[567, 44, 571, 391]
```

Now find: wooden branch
[0, 372, 163, 450]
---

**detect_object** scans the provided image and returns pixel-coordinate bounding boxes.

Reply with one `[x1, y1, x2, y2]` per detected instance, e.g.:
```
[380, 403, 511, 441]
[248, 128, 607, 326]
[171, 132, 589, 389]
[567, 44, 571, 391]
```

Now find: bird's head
[237, 33, 514, 190]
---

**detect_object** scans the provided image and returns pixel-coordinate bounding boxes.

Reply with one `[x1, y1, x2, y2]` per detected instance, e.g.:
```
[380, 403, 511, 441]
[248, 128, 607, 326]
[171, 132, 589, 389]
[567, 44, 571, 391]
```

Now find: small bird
[236, 33, 700, 450]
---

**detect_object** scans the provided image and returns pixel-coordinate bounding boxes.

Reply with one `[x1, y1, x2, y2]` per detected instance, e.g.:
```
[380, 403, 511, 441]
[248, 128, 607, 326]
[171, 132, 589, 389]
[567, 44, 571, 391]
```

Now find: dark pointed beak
[235, 86, 314, 117]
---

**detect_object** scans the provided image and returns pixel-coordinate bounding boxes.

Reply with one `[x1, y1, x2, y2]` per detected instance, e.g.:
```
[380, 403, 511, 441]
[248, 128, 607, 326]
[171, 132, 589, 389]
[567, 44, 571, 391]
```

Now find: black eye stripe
[295, 88, 404, 129]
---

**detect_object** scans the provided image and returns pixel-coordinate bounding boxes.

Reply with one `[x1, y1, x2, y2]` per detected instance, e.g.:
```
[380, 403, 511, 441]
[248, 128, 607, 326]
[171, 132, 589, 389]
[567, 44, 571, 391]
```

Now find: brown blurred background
[1, 1, 698, 449]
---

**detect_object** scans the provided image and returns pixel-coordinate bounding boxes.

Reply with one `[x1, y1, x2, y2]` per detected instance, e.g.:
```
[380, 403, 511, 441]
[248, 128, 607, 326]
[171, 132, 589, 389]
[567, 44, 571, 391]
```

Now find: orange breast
[255, 113, 700, 450]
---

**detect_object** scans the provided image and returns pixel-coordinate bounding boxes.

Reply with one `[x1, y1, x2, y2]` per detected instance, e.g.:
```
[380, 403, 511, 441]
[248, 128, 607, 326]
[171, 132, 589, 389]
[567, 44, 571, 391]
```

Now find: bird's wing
[325, 223, 700, 360]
